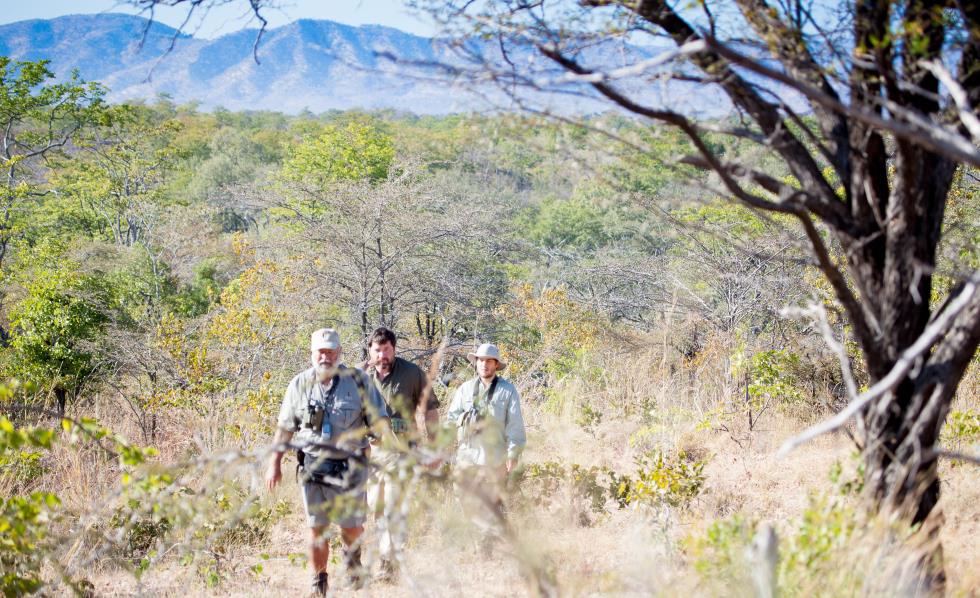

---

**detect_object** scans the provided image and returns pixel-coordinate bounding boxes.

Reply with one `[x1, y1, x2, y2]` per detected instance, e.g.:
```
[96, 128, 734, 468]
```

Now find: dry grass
[31, 346, 979, 597]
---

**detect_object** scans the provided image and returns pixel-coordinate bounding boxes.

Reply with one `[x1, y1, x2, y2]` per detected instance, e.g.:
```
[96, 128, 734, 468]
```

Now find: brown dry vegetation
[68, 341, 980, 597]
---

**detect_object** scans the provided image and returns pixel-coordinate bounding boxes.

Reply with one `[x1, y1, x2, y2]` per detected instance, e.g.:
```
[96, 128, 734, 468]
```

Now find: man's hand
[505, 459, 517, 474]
[266, 459, 282, 491]
[266, 428, 292, 491]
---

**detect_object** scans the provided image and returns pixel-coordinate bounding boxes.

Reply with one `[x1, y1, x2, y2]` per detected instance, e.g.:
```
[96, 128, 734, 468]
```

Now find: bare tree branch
[701, 35, 980, 168]
[920, 59, 980, 144]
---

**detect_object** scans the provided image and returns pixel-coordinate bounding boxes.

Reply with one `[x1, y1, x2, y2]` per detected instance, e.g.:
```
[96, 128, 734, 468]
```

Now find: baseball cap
[310, 328, 341, 351]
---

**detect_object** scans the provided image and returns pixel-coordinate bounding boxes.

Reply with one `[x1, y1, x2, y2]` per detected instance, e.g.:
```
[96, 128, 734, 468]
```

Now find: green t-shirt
[366, 356, 439, 433]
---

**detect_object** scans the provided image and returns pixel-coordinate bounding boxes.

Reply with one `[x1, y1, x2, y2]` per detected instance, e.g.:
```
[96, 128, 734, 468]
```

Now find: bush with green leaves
[0, 384, 168, 596]
[575, 402, 603, 437]
[730, 348, 809, 422]
[0, 447, 46, 491]
[515, 450, 708, 518]
[943, 408, 980, 452]
[0, 410, 59, 596]
[683, 458, 886, 595]
[3, 245, 113, 410]
[620, 450, 707, 510]
[683, 514, 757, 586]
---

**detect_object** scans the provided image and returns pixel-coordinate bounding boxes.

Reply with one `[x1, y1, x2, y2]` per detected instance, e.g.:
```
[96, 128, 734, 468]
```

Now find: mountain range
[0, 13, 722, 115]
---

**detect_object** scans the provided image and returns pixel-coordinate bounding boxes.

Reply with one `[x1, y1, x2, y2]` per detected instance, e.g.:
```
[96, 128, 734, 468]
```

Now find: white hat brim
[466, 353, 506, 371]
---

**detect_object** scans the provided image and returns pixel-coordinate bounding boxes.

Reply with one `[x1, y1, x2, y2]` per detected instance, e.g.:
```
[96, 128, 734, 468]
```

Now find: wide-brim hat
[466, 343, 506, 371]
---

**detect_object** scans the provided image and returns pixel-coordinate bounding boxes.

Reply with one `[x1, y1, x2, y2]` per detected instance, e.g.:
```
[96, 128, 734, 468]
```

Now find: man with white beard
[266, 328, 388, 596]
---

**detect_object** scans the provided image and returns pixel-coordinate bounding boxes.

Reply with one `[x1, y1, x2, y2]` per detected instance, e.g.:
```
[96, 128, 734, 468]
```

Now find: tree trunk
[54, 386, 67, 417]
[861, 269, 980, 591]
[863, 380, 941, 524]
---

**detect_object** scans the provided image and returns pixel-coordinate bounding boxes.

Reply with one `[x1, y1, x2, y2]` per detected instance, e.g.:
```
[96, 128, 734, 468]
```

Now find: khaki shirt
[276, 365, 388, 459]
[366, 356, 439, 433]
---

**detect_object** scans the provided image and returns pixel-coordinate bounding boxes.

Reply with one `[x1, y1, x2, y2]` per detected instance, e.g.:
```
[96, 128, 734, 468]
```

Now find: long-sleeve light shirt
[445, 376, 526, 467]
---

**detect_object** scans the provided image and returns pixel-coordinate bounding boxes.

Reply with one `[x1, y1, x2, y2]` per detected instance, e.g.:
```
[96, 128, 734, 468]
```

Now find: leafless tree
[400, 0, 980, 548]
[257, 161, 511, 356]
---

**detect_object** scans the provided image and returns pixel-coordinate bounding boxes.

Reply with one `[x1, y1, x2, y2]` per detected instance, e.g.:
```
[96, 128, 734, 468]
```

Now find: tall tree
[398, 0, 980, 536]
[0, 58, 106, 328]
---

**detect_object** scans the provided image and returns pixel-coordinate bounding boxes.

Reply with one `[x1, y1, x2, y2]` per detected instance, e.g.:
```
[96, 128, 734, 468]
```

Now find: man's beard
[313, 362, 335, 383]
[310, 359, 337, 384]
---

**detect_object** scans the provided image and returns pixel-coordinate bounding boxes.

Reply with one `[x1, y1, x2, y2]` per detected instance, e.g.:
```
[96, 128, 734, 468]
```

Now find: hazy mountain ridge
[0, 13, 714, 115]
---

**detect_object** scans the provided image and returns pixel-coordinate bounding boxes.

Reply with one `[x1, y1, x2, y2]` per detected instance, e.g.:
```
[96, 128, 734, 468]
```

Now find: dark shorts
[300, 463, 369, 528]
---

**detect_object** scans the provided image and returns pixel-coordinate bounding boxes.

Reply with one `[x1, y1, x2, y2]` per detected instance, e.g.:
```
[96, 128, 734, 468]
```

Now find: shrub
[622, 450, 707, 510]
[0, 413, 59, 596]
[943, 408, 980, 452]
[516, 450, 708, 519]
[575, 402, 603, 437]
[0, 449, 47, 491]
[684, 514, 757, 581]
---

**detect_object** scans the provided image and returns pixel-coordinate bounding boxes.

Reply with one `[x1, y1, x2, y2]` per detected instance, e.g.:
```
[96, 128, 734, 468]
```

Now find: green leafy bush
[0, 413, 59, 596]
[516, 450, 708, 517]
[944, 409, 980, 449]
[684, 514, 756, 580]
[575, 402, 603, 437]
[621, 450, 707, 509]
[728, 348, 811, 424]
[0, 449, 46, 490]
[685, 459, 869, 595]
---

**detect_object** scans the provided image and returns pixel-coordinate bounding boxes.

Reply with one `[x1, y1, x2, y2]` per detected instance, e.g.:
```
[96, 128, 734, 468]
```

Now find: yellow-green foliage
[498, 284, 602, 382]
[732, 348, 807, 411]
[516, 460, 625, 515]
[685, 460, 880, 595]
[622, 450, 707, 509]
[0, 382, 167, 595]
[3, 244, 111, 405]
[281, 118, 395, 186]
[943, 409, 980, 449]
[684, 515, 756, 579]
[517, 450, 707, 518]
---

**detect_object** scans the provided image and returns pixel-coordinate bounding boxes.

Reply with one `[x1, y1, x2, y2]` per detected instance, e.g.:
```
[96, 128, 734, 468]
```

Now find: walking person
[362, 326, 440, 582]
[445, 343, 526, 543]
[265, 328, 389, 596]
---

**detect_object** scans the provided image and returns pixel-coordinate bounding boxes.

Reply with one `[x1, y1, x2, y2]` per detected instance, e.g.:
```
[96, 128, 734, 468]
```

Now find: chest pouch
[297, 375, 339, 478]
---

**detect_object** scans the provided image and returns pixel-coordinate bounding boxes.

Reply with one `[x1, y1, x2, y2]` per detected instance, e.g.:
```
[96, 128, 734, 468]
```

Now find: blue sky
[0, 0, 437, 37]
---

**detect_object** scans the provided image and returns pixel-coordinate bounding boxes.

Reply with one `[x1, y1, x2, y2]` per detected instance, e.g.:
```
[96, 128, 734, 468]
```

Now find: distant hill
[0, 13, 723, 115]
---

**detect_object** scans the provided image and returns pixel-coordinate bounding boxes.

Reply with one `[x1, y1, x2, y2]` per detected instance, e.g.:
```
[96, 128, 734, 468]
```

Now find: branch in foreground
[701, 35, 980, 169]
[778, 269, 980, 457]
[919, 59, 980, 144]
[928, 449, 980, 467]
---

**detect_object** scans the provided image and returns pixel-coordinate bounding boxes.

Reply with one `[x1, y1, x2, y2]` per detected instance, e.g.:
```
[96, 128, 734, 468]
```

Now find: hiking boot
[378, 557, 399, 584]
[345, 547, 365, 589]
[309, 571, 328, 597]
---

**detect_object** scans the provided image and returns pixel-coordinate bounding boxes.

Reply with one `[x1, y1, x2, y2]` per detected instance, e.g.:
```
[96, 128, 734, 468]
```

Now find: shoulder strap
[471, 376, 499, 406]
[308, 373, 341, 406]
[345, 366, 375, 427]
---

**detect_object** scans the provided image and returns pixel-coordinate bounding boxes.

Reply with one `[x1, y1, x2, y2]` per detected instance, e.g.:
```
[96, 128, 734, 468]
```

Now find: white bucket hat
[466, 343, 506, 371]
[310, 328, 341, 352]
